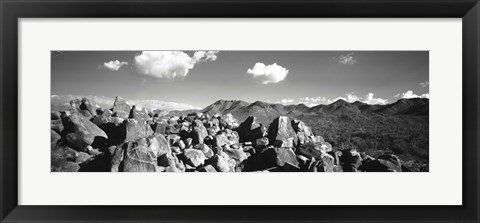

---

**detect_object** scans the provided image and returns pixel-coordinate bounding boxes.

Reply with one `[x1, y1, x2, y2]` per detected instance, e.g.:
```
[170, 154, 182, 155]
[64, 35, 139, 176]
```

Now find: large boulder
[110, 146, 124, 172]
[152, 122, 168, 134]
[61, 112, 108, 152]
[122, 141, 158, 172]
[70, 98, 95, 118]
[145, 134, 171, 157]
[211, 154, 231, 172]
[51, 141, 80, 172]
[236, 116, 267, 143]
[129, 106, 149, 124]
[112, 96, 131, 119]
[296, 143, 335, 172]
[51, 119, 64, 133]
[223, 146, 248, 164]
[267, 116, 297, 147]
[261, 147, 299, 168]
[254, 137, 269, 149]
[194, 143, 214, 158]
[124, 118, 154, 142]
[213, 132, 230, 149]
[51, 130, 61, 148]
[182, 148, 206, 167]
[80, 97, 97, 117]
[192, 120, 208, 144]
[158, 153, 186, 172]
[218, 114, 239, 129]
[339, 149, 363, 172]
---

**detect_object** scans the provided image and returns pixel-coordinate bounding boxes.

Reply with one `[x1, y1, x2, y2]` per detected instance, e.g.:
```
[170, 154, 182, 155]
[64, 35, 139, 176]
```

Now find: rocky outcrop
[61, 112, 108, 152]
[51, 96, 410, 172]
[112, 96, 131, 119]
[267, 116, 297, 147]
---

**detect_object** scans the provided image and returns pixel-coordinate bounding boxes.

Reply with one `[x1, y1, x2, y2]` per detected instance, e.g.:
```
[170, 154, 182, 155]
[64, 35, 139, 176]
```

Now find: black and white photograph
[51, 51, 429, 172]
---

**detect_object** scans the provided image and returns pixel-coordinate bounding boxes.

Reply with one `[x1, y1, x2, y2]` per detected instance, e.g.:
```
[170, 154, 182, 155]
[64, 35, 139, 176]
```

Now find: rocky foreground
[51, 96, 407, 172]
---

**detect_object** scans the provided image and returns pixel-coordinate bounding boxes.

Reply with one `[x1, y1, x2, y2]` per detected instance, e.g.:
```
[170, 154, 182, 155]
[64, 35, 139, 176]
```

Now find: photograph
[50, 51, 429, 172]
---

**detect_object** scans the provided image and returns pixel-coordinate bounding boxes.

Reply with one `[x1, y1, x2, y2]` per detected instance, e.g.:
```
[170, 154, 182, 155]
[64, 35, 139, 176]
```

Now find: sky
[51, 51, 429, 109]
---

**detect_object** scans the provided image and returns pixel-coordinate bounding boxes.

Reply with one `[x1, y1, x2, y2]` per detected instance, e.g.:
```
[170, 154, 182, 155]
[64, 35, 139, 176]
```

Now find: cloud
[277, 98, 295, 105]
[192, 51, 219, 62]
[362, 93, 389, 105]
[133, 51, 219, 79]
[298, 96, 332, 107]
[299, 92, 388, 107]
[246, 63, 289, 84]
[102, 60, 128, 71]
[419, 81, 429, 87]
[335, 52, 357, 65]
[395, 90, 429, 99]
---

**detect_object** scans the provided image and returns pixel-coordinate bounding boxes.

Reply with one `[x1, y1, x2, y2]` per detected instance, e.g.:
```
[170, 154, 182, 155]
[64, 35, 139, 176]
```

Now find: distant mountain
[201, 100, 250, 115]
[51, 95, 200, 112]
[197, 98, 429, 124]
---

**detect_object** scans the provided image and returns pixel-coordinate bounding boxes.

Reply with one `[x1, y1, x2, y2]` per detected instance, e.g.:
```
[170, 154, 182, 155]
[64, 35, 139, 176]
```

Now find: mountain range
[192, 98, 428, 124]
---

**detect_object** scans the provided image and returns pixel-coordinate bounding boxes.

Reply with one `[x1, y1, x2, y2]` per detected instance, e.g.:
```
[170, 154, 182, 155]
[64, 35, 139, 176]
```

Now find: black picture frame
[1, 0, 479, 222]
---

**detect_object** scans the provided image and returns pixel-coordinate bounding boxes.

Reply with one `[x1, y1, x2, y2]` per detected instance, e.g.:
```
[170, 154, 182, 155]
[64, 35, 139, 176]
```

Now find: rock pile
[51, 96, 406, 172]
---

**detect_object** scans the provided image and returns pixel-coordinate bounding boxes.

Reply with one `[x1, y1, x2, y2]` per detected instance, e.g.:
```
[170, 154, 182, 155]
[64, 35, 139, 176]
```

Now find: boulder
[262, 147, 299, 168]
[51, 130, 61, 148]
[218, 113, 239, 129]
[51, 141, 79, 172]
[75, 152, 93, 164]
[267, 116, 297, 147]
[152, 122, 168, 134]
[124, 118, 154, 142]
[51, 111, 61, 120]
[254, 137, 269, 149]
[122, 141, 158, 172]
[213, 132, 230, 148]
[145, 134, 171, 157]
[158, 153, 185, 172]
[182, 148, 206, 167]
[339, 149, 363, 172]
[291, 119, 313, 136]
[194, 143, 214, 158]
[80, 97, 97, 117]
[192, 120, 208, 144]
[61, 112, 108, 152]
[185, 138, 193, 148]
[112, 96, 131, 119]
[236, 116, 267, 143]
[110, 146, 124, 172]
[129, 106, 149, 124]
[211, 154, 231, 172]
[51, 119, 64, 133]
[223, 147, 248, 164]
[168, 134, 181, 146]
[176, 140, 186, 150]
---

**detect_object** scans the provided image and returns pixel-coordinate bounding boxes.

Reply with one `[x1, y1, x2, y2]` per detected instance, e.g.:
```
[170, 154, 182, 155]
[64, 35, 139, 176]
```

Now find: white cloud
[277, 98, 295, 105]
[395, 90, 429, 99]
[246, 63, 289, 84]
[192, 51, 219, 62]
[102, 60, 128, 71]
[133, 51, 219, 79]
[419, 81, 429, 87]
[362, 93, 389, 105]
[299, 92, 388, 107]
[335, 52, 357, 65]
[299, 96, 331, 107]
